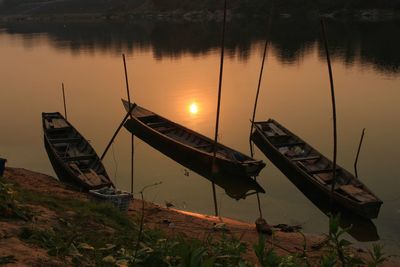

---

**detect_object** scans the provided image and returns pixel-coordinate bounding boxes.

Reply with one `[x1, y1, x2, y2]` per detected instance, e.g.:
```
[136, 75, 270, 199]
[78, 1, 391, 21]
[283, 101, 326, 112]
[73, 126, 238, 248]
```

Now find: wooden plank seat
[313, 172, 334, 183]
[340, 184, 376, 202]
[297, 161, 332, 174]
[267, 123, 287, 136]
[291, 155, 321, 162]
[148, 121, 168, 128]
[44, 120, 54, 129]
[48, 137, 81, 144]
[274, 141, 305, 148]
[195, 143, 212, 149]
[159, 127, 176, 133]
[69, 164, 106, 187]
[179, 133, 191, 141]
[78, 170, 102, 187]
[65, 154, 96, 161]
[45, 127, 71, 133]
[52, 118, 69, 128]
[308, 169, 333, 175]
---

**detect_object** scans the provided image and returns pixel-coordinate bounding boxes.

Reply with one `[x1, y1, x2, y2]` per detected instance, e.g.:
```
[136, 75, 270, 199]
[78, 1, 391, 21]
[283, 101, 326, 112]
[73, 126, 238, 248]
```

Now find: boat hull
[251, 127, 382, 219]
[124, 118, 265, 199]
[42, 113, 112, 191]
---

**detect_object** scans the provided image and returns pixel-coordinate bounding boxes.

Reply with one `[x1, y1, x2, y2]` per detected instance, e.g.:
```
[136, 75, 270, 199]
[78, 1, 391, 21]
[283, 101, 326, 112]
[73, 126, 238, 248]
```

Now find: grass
[18, 188, 134, 231]
[2, 177, 253, 266]
[0, 177, 33, 221]
[0, 255, 17, 265]
[0, 176, 390, 266]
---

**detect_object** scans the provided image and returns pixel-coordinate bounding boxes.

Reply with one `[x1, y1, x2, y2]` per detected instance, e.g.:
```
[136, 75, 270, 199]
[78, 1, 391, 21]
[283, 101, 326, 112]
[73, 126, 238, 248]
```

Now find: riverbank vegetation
[0, 169, 392, 266]
[1, 0, 400, 19]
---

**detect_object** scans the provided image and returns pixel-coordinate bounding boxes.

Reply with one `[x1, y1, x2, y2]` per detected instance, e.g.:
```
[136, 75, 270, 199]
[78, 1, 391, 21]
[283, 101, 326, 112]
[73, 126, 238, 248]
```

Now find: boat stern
[243, 160, 266, 177]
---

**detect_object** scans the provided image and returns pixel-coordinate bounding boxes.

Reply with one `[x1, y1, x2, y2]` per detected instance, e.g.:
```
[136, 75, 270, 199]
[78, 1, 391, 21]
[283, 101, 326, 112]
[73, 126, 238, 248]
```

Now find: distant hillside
[1, 0, 400, 17]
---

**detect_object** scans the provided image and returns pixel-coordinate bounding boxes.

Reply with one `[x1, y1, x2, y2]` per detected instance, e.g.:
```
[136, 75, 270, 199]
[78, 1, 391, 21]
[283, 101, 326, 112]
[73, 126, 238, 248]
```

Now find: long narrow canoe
[251, 119, 382, 219]
[122, 100, 266, 199]
[42, 112, 113, 191]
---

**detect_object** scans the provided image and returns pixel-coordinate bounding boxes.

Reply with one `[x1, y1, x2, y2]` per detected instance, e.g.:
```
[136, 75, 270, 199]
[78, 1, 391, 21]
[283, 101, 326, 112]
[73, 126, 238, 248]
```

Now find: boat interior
[43, 113, 110, 187]
[255, 120, 377, 203]
[138, 113, 256, 163]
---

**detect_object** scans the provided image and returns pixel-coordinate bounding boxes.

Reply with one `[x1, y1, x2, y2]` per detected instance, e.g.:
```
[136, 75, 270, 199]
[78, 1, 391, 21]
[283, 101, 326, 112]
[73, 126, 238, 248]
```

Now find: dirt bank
[1, 167, 398, 266]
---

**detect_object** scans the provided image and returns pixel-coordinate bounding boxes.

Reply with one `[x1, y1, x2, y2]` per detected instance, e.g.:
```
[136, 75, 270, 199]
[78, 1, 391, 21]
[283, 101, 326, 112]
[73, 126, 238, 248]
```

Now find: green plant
[325, 214, 364, 267]
[19, 225, 79, 258]
[367, 244, 387, 267]
[0, 179, 31, 221]
[296, 231, 311, 267]
[177, 242, 215, 267]
[0, 255, 17, 265]
[320, 252, 337, 267]
[132, 182, 162, 266]
[11, 176, 391, 267]
[204, 234, 250, 267]
[254, 234, 282, 267]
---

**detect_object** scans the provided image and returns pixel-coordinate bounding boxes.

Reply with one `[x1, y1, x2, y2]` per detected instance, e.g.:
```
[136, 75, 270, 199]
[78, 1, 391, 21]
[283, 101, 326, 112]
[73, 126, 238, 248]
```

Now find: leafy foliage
[0, 178, 32, 221]
[15, 186, 252, 266]
[253, 234, 283, 267]
[0, 255, 17, 265]
[253, 214, 389, 267]
[367, 244, 387, 267]
[5, 179, 391, 267]
[325, 214, 365, 267]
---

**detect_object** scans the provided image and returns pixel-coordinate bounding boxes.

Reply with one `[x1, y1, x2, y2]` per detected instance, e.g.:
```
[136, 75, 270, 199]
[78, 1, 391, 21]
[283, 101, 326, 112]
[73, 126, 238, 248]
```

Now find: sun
[189, 102, 199, 114]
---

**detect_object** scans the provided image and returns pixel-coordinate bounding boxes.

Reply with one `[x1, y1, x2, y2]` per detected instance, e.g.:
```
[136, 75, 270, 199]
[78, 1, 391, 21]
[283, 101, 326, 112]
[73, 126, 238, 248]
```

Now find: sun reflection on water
[189, 102, 199, 115]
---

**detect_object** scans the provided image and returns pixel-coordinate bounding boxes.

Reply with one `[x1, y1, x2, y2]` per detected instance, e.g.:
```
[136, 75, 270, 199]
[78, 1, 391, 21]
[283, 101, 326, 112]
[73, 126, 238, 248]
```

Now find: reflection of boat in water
[292, 174, 379, 241]
[43, 112, 113, 191]
[251, 119, 382, 219]
[122, 100, 266, 199]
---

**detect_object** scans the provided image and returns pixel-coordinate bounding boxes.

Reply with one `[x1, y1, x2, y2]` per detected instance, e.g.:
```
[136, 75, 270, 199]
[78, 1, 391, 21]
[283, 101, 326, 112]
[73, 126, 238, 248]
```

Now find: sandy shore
[1, 167, 398, 266]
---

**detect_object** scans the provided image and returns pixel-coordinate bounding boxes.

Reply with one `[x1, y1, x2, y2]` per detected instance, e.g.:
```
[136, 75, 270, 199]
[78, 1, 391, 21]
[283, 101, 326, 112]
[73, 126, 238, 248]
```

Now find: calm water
[0, 18, 399, 252]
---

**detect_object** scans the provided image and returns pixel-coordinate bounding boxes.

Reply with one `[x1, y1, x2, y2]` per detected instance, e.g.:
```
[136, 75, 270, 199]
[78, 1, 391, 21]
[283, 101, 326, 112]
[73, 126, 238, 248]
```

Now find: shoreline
[1, 8, 400, 23]
[1, 167, 399, 266]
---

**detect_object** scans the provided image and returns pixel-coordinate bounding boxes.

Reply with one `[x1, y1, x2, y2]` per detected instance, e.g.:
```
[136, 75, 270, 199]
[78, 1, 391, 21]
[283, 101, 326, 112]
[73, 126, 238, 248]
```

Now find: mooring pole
[122, 54, 135, 194]
[249, 37, 268, 156]
[122, 54, 133, 112]
[320, 19, 338, 207]
[249, 7, 274, 220]
[354, 128, 366, 179]
[211, 0, 228, 217]
[249, 38, 269, 219]
[100, 104, 136, 161]
[62, 83, 68, 120]
[249, 16, 272, 156]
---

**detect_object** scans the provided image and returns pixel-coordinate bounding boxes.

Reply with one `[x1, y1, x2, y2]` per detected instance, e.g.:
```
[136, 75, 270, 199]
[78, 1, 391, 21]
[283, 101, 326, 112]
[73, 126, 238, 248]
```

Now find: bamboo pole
[122, 54, 135, 194]
[249, 8, 274, 220]
[354, 128, 366, 179]
[211, 0, 228, 217]
[100, 104, 136, 161]
[62, 83, 67, 120]
[249, 14, 273, 156]
[122, 54, 133, 114]
[320, 19, 338, 205]
[249, 35, 269, 220]
[249, 39, 268, 157]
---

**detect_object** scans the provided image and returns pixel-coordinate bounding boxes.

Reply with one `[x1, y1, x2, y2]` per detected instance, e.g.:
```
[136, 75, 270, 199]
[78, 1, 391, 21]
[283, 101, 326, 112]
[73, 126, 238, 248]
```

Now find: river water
[0, 18, 399, 252]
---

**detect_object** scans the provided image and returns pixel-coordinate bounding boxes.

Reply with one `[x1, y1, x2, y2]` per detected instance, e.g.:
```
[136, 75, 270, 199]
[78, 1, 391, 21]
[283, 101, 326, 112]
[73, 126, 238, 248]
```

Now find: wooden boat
[251, 119, 382, 219]
[122, 100, 266, 199]
[42, 112, 113, 191]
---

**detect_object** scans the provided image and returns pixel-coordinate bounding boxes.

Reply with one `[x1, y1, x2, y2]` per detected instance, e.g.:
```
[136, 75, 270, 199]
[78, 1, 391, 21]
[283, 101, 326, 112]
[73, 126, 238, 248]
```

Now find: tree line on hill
[1, 0, 400, 16]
